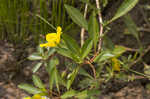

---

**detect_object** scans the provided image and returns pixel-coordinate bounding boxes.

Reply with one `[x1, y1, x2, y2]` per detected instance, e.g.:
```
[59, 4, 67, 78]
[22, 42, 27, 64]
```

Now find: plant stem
[95, 0, 103, 52]
[86, 60, 96, 79]
[81, 4, 88, 47]
[129, 45, 150, 67]
[126, 67, 150, 78]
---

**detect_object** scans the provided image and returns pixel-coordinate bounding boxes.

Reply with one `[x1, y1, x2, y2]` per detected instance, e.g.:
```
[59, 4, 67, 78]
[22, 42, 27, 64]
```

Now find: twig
[129, 45, 150, 67]
[122, 46, 150, 79]
[81, 4, 88, 47]
[138, 5, 150, 28]
[88, 0, 104, 63]
[124, 47, 139, 52]
[90, 52, 98, 63]
[127, 68, 150, 78]
[138, 27, 150, 32]
[49, 90, 60, 97]
[95, 0, 103, 52]
[85, 60, 96, 79]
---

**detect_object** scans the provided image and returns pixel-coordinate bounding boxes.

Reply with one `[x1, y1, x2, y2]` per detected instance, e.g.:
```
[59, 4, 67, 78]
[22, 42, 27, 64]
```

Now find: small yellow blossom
[23, 94, 49, 99]
[40, 26, 62, 47]
[32, 94, 42, 99]
[111, 58, 120, 71]
[23, 97, 31, 99]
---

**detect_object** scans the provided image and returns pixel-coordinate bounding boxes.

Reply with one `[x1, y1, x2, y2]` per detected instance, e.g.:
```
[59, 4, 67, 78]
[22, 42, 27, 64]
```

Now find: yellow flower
[32, 94, 42, 99]
[40, 26, 62, 47]
[23, 94, 49, 99]
[111, 58, 120, 71]
[23, 97, 31, 99]
[41, 96, 48, 99]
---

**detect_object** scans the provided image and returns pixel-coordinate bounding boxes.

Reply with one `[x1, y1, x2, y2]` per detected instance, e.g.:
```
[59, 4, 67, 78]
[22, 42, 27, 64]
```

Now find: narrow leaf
[112, 45, 126, 57]
[47, 48, 56, 57]
[81, 38, 93, 59]
[103, 36, 115, 50]
[32, 62, 43, 73]
[49, 68, 55, 90]
[75, 90, 88, 99]
[54, 67, 60, 93]
[47, 57, 59, 90]
[18, 84, 42, 94]
[56, 48, 73, 59]
[94, 51, 114, 63]
[123, 14, 139, 40]
[108, 0, 139, 24]
[87, 89, 101, 97]
[28, 53, 42, 60]
[37, 46, 44, 54]
[67, 66, 80, 90]
[64, 4, 88, 30]
[32, 75, 45, 89]
[36, 14, 56, 30]
[79, 67, 93, 79]
[88, 11, 99, 50]
[61, 90, 77, 99]
[62, 34, 80, 56]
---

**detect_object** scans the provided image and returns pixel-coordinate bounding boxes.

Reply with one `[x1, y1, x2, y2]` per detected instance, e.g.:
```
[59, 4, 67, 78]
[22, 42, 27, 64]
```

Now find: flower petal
[46, 33, 57, 42]
[32, 94, 42, 99]
[40, 43, 49, 47]
[23, 97, 31, 99]
[40, 26, 62, 48]
[57, 26, 62, 33]
[112, 58, 120, 71]
[47, 41, 57, 47]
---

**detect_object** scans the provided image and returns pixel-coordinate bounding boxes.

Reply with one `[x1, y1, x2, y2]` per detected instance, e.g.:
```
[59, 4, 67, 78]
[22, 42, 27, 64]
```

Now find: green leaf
[80, 0, 89, 4]
[87, 89, 101, 97]
[81, 38, 93, 59]
[78, 78, 93, 89]
[32, 75, 45, 89]
[75, 90, 88, 99]
[46, 57, 60, 91]
[88, 11, 99, 50]
[28, 53, 42, 60]
[75, 89, 100, 99]
[102, 0, 108, 7]
[79, 67, 93, 79]
[112, 45, 126, 57]
[61, 90, 77, 99]
[47, 48, 56, 57]
[54, 67, 60, 93]
[44, 48, 56, 60]
[64, 4, 88, 30]
[56, 48, 73, 59]
[47, 57, 59, 74]
[32, 62, 43, 73]
[108, 0, 139, 24]
[37, 46, 44, 54]
[103, 36, 115, 50]
[123, 14, 139, 40]
[57, 47, 81, 63]
[36, 14, 56, 30]
[49, 68, 55, 90]
[18, 84, 42, 94]
[62, 34, 81, 56]
[94, 51, 114, 63]
[67, 66, 80, 90]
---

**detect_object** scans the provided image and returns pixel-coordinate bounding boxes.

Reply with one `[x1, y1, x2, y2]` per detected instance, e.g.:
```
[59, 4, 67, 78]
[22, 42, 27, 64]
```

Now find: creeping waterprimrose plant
[19, 0, 150, 99]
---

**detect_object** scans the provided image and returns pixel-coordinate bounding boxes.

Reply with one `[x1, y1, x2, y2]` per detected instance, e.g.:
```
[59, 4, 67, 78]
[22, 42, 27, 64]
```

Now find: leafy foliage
[18, 0, 148, 99]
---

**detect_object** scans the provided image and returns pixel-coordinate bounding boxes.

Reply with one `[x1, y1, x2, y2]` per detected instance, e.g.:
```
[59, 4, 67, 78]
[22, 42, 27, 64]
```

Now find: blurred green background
[0, 0, 76, 44]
